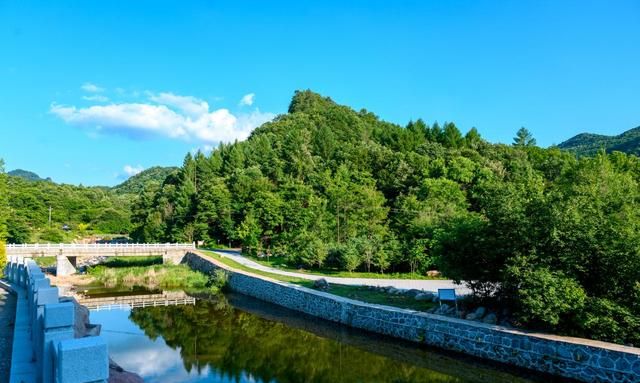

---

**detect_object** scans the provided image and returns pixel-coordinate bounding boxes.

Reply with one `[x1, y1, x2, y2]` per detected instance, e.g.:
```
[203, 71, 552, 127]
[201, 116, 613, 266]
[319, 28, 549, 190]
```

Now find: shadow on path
[0, 287, 16, 383]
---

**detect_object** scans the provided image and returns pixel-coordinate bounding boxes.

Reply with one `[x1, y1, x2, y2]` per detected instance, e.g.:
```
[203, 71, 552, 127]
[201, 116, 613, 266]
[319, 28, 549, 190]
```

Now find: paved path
[212, 250, 470, 294]
[0, 287, 16, 383]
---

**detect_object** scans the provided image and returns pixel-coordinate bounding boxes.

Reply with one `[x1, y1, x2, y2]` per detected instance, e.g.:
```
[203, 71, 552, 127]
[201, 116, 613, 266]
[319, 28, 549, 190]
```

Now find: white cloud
[50, 91, 276, 143]
[239, 93, 255, 106]
[149, 92, 209, 117]
[81, 82, 104, 93]
[123, 164, 144, 177]
[82, 94, 109, 102]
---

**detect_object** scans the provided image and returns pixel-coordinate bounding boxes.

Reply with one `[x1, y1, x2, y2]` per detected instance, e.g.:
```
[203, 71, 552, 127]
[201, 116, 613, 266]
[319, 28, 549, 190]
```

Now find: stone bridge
[6, 243, 195, 276]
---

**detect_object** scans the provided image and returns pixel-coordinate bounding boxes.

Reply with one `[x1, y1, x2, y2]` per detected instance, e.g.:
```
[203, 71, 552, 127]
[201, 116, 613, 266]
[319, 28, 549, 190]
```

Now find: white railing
[85, 297, 197, 311]
[6, 243, 195, 249]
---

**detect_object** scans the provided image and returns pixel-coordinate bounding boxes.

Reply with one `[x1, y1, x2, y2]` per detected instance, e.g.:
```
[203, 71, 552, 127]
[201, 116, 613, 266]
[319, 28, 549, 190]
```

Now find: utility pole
[48, 206, 52, 227]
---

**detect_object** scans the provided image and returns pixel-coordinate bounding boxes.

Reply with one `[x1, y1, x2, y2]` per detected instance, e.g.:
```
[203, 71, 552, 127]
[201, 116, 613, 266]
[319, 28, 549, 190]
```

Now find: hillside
[558, 126, 640, 156]
[112, 166, 178, 195]
[4, 175, 133, 243]
[127, 90, 640, 345]
[8, 169, 52, 182]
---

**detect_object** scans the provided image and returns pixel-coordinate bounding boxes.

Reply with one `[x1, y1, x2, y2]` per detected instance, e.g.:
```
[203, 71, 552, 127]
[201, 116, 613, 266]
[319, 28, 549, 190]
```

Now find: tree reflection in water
[127, 293, 545, 383]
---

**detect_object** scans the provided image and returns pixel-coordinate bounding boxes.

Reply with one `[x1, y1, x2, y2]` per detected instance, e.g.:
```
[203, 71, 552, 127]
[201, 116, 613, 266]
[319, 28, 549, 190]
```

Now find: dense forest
[0, 160, 7, 270]
[0, 166, 174, 244]
[130, 91, 640, 344]
[111, 166, 178, 195]
[559, 126, 640, 156]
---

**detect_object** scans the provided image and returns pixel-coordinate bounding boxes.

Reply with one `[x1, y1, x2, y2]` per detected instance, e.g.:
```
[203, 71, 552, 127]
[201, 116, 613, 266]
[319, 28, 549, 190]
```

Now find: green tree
[513, 127, 536, 147]
[0, 159, 7, 273]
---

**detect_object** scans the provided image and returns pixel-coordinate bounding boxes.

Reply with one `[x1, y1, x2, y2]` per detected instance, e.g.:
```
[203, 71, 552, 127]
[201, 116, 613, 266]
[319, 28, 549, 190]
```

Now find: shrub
[0, 241, 5, 277]
[40, 228, 65, 243]
[507, 263, 587, 328]
[578, 298, 640, 345]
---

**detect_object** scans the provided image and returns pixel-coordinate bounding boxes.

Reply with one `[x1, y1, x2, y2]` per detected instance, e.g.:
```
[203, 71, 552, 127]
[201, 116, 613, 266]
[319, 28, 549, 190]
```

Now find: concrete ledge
[3, 258, 109, 383]
[185, 251, 640, 383]
[55, 337, 109, 383]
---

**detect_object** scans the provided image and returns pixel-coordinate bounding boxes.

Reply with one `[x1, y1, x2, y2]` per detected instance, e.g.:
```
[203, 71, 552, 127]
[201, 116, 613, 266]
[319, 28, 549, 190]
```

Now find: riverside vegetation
[84, 256, 227, 293]
[1, 91, 640, 345]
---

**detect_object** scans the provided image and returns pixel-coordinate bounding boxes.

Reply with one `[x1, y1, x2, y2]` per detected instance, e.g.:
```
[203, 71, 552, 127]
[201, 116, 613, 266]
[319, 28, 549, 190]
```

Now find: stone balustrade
[2, 256, 109, 383]
[6, 243, 195, 276]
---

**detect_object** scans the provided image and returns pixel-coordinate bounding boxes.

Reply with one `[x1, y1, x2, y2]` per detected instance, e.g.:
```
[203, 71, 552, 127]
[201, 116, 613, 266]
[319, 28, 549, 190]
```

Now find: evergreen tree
[513, 127, 537, 147]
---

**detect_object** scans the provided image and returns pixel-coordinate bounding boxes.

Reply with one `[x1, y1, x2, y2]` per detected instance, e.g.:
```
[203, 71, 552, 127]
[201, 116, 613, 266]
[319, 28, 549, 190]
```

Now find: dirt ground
[47, 273, 95, 288]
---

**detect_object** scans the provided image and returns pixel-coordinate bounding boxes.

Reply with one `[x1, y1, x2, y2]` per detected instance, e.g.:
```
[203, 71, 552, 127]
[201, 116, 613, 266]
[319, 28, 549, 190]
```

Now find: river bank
[184, 251, 640, 383]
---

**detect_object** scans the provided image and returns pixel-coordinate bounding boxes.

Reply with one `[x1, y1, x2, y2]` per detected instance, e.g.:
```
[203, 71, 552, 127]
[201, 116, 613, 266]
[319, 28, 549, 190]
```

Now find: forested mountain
[0, 164, 177, 244]
[130, 90, 640, 344]
[8, 168, 52, 182]
[3, 175, 133, 243]
[112, 166, 178, 195]
[558, 126, 640, 156]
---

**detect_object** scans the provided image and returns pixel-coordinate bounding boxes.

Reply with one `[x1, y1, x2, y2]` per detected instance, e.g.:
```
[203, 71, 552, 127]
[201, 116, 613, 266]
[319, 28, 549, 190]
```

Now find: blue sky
[1, 1, 639, 186]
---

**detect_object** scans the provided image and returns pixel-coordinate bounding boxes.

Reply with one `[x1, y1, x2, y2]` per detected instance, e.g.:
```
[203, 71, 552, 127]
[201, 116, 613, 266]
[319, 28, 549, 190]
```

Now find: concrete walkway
[212, 250, 470, 294]
[1, 281, 37, 383]
[0, 286, 16, 383]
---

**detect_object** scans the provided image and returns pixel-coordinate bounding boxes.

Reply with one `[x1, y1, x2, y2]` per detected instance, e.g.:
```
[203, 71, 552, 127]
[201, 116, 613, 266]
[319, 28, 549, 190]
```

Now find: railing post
[31, 278, 51, 342]
[35, 287, 59, 381]
[6, 256, 15, 282]
[43, 302, 75, 383]
[17, 260, 27, 287]
[54, 337, 109, 383]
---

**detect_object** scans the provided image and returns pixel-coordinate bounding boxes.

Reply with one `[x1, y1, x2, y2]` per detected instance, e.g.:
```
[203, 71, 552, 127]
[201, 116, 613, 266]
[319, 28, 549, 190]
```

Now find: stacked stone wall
[184, 252, 640, 383]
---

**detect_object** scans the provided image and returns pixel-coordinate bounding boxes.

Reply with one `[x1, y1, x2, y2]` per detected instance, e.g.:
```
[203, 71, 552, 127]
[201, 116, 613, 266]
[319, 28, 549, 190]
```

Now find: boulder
[109, 358, 144, 383]
[404, 289, 422, 297]
[483, 313, 498, 325]
[473, 307, 486, 320]
[313, 278, 330, 290]
[414, 292, 434, 301]
[465, 313, 477, 321]
[435, 304, 450, 315]
[387, 287, 399, 295]
[426, 270, 441, 278]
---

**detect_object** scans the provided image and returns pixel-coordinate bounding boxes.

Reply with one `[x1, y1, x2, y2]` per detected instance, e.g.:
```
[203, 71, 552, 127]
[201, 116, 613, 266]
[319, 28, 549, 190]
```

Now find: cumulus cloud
[123, 164, 144, 177]
[148, 92, 208, 117]
[81, 82, 104, 93]
[239, 93, 255, 106]
[51, 91, 275, 143]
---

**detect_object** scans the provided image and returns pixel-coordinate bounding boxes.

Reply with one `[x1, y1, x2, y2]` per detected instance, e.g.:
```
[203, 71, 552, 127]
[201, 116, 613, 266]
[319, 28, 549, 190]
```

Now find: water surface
[91, 292, 553, 383]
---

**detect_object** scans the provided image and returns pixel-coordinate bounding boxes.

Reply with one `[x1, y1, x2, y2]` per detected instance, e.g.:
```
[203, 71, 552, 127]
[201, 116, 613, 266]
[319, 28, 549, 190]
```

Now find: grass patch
[87, 264, 226, 293]
[101, 256, 163, 268]
[326, 284, 436, 311]
[249, 255, 443, 280]
[34, 256, 57, 268]
[202, 250, 311, 284]
[201, 250, 435, 312]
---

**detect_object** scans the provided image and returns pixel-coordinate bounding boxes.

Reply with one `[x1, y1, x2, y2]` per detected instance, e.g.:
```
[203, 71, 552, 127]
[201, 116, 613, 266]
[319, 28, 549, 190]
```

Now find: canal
[85, 288, 555, 383]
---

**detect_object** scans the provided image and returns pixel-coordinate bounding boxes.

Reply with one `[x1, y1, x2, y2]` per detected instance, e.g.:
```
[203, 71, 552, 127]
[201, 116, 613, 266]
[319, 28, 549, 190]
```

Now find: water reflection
[93, 293, 548, 383]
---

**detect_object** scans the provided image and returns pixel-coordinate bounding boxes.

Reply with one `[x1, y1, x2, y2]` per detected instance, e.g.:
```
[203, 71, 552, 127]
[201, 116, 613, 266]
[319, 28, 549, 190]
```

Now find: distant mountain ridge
[558, 126, 640, 156]
[112, 166, 178, 194]
[8, 169, 52, 182]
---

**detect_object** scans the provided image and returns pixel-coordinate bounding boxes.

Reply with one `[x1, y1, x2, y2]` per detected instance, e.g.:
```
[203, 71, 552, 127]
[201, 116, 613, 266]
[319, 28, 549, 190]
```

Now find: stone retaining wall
[185, 252, 640, 383]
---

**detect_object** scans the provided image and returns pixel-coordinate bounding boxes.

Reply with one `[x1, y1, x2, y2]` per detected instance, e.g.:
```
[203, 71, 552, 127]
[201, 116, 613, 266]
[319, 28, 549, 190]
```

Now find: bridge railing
[3, 257, 109, 383]
[6, 242, 196, 249]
